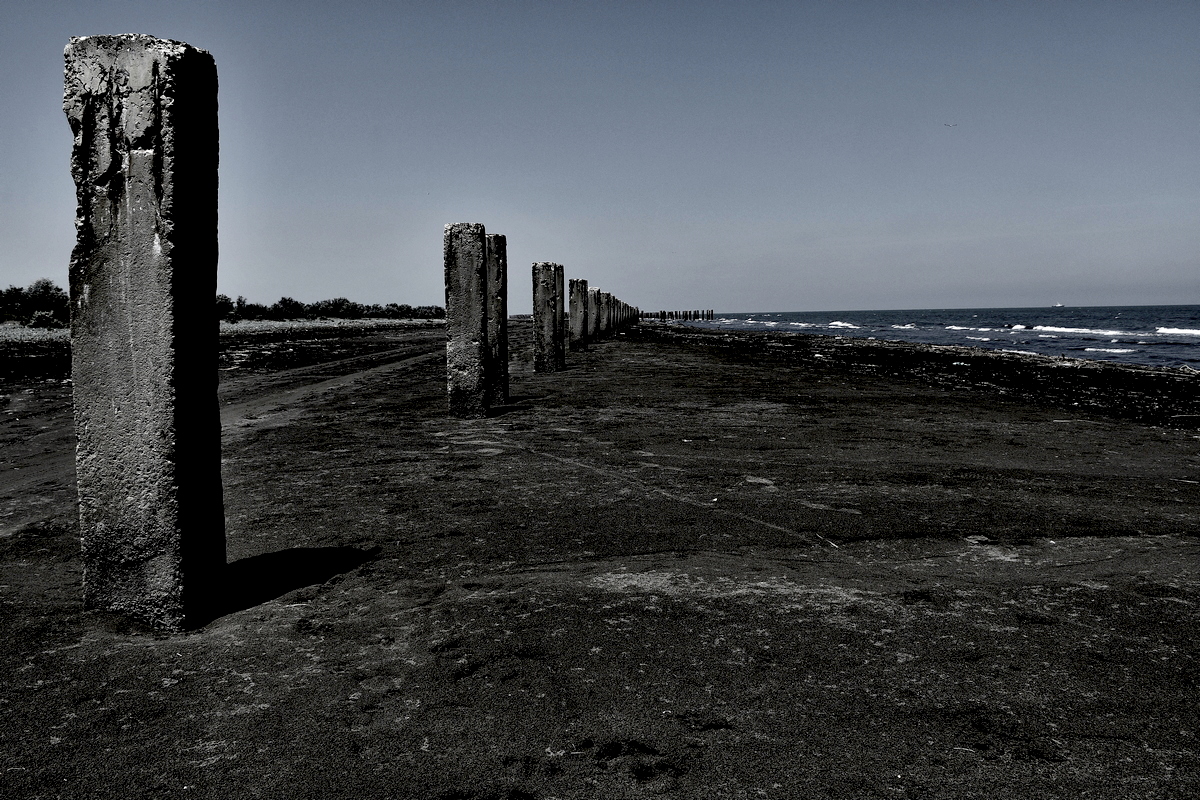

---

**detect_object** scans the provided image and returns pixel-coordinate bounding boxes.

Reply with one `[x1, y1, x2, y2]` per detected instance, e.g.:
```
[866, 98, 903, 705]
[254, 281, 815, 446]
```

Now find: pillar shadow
[195, 545, 380, 627]
[487, 402, 535, 416]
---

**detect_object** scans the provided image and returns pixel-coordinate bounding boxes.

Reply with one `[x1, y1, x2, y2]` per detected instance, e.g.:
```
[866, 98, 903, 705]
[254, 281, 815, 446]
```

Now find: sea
[678, 305, 1200, 371]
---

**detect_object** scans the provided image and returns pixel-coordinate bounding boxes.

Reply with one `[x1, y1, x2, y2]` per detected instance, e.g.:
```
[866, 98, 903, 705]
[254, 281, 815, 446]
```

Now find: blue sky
[1, 1, 1196, 312]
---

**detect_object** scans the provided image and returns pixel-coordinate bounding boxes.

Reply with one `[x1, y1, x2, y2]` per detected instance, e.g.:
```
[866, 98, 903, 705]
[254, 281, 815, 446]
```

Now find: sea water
[684, 305, 1200, 370]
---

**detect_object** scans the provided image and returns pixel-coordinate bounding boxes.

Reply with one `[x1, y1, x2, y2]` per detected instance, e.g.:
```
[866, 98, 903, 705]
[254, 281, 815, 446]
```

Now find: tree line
[0, 279, 69, 327]
[216, 294, 444, 322]
[1, 280, 444, 327]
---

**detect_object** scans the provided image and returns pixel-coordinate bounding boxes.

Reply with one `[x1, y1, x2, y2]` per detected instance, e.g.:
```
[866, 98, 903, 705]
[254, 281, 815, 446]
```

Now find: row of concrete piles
[646, 309, 715, 321]
[444, 224, 639, 417]
[59, 34, 650, 630]
[538, 266, 638, 364]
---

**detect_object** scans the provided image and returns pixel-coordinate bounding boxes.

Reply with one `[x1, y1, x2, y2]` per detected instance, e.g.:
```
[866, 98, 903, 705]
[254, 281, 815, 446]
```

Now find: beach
[1, 322, 1197, 798]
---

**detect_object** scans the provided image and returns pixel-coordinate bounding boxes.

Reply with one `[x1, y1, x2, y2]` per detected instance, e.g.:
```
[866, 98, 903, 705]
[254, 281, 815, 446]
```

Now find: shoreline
[634, 322, 1200, 429]
[675, 304, 1200, 372]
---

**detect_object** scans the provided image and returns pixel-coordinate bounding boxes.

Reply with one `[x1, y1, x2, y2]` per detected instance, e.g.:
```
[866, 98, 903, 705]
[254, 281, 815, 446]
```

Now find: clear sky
[1, 1, 1196, 313]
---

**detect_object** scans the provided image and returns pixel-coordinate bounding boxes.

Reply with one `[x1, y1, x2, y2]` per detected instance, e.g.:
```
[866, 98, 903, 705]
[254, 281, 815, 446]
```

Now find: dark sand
[1, 321, 1197, 799]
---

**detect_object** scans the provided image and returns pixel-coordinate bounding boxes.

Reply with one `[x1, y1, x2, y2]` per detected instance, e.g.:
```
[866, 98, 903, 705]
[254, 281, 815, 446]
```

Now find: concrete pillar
[64, 34, 223, 631]
[569, 278, 589, 351]
[588, 287, 601, 341]
[533, 262, 564, 372]
[598, 292, 611, 336]
[554, 264, 566, 368]
[485, 233, 508, 406]
[444, 223, 489, 417]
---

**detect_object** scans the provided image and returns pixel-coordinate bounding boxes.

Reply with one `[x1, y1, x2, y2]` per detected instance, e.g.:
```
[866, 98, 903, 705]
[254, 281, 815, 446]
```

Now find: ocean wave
[1032, 325, 1133, 337]
[828, 321, 860, 329]
[1084, 348, 1137, 354]
[1157, 327, 1200, 336]
[965, 336, 991, 341]
[891, 323, 916, 329]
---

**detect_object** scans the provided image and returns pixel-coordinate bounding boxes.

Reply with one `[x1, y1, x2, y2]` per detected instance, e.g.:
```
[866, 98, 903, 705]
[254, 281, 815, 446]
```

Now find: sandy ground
[1, 321, 1197, 799]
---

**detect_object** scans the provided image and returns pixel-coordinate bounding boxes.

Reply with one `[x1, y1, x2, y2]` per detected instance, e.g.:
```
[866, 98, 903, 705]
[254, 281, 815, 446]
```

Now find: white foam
[1158, 327, 1200, 336]
[965, 336, 991, 341]
[1033, 325, 1132, 337]
[891, 323, 916, 329]
[828, 321, 860, 329]
[1085, 348, 1136, 354]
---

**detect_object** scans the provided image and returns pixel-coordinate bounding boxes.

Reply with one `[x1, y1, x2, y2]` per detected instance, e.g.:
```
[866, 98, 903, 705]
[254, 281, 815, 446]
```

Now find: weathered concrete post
[598, 292, 611, 337]
[64, 34, 223, 631]
[485, 233, 508, 406]
[553, 264, 566, 368]
[533, 262, 564, 372]
[588, 287, 601, 341]
[569, 278, 589, 351]
[444, 223, 489, 417]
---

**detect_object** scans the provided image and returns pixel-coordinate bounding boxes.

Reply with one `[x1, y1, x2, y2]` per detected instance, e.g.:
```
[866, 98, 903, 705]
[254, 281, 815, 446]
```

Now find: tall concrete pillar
[569, 278, 589, 351]
[533, 262, 564, 372]
[553, 264, 566, 368]
[444, 223, 489, 417]
[64, 34, 223, 631]
[588, 287, 601, 341]
[598, 292, 611, 336]
[485, 233, 508, 406]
